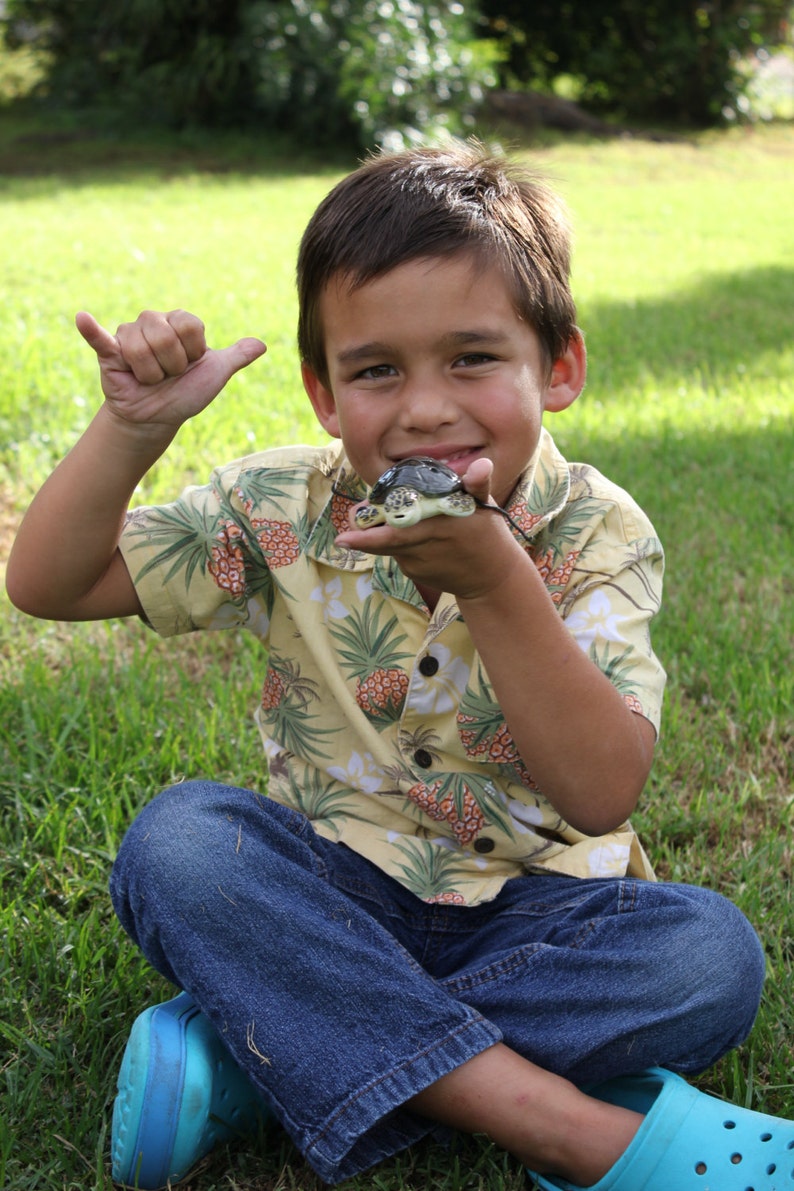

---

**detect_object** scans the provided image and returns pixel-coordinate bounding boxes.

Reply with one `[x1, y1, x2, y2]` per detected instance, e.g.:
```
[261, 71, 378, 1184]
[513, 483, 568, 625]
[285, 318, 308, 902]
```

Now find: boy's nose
[397, 384, 458, 431]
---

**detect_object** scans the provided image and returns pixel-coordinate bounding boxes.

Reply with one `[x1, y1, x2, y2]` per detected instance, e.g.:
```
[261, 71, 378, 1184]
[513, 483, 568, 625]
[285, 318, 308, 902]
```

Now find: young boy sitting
[7, 142, 791, 1191]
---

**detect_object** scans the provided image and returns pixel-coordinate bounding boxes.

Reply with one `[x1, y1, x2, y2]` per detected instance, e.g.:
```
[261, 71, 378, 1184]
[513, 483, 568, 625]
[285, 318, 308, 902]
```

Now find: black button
[419, 655, 439, 677]
[414, 749, 433, 769]
[474, 838, 495, 854]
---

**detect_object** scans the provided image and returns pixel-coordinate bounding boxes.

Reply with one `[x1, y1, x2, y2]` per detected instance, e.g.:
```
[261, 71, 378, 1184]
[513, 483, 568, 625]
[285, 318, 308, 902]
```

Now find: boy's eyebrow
[335, 341, 393, 365]
[444, 330, 510, 347]
[335, 329, 510, 365]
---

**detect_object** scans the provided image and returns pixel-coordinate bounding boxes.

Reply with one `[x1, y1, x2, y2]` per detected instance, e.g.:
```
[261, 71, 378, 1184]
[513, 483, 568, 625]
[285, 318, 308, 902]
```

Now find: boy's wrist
[95, 400, 179, 458]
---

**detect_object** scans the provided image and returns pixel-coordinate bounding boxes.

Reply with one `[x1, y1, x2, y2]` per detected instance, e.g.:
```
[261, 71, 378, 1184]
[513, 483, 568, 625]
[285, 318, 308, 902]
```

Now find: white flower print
[327, 751, 384, 794]
[406, 645, 470, 715]
[309, 577, 348, 621]
[203, 600, 257, 632]
[507, 799, 546, 834]
[430, 835, 460, 852]
[566, 589, 626, 653]
[587, 841, 631, 878]
[244, 599, 271, 638]
[356, 574, 374, 601]
[261, 734, 285, 762]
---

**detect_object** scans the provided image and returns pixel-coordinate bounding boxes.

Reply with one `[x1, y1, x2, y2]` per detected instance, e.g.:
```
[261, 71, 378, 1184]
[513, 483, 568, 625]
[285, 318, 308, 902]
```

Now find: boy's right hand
[76, 309, 266, 429]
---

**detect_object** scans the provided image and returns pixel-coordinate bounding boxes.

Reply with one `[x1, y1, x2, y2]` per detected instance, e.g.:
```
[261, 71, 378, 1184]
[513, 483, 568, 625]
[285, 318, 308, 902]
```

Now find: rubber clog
[528, 1067, 794, 1191]
[111, 993, 269, 1189]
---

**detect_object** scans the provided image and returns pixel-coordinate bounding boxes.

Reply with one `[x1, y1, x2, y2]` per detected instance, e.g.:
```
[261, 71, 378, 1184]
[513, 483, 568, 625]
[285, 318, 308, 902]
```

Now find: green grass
[1, 113, 793, 1189]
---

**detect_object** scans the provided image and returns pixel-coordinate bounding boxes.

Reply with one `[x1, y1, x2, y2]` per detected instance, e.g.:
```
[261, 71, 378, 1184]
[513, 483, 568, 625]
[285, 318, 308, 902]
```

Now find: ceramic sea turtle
[353, 456, 477, 529]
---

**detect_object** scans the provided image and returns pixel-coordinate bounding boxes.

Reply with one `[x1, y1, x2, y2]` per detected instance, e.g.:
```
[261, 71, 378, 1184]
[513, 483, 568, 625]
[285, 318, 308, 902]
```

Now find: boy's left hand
[334, 458, 524, 601]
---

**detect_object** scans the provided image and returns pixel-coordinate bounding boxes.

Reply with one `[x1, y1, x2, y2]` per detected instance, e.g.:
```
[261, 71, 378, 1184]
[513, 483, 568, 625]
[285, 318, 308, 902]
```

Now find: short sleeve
[118, 462, 274, 639]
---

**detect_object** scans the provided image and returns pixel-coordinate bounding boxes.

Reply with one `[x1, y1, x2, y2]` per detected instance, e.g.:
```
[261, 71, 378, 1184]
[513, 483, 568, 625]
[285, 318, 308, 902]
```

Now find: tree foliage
[243, 0, 494, 148]
[1, 0, 493, 148]
[3, 0, 789, 136]
[478, 0, 791, 125]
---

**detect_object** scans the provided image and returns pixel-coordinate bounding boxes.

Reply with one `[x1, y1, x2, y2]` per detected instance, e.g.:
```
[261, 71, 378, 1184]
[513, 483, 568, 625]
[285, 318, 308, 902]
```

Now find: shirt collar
[496, 428, 571, 545]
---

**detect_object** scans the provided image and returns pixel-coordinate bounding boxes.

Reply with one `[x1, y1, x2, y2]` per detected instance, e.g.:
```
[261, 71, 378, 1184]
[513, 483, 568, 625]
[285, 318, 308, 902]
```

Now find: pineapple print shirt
[120, 428, 665, 905]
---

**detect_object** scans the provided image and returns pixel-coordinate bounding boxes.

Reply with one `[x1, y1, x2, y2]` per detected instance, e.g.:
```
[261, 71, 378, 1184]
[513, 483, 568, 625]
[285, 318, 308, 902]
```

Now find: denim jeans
[110, 780, 766, 1185]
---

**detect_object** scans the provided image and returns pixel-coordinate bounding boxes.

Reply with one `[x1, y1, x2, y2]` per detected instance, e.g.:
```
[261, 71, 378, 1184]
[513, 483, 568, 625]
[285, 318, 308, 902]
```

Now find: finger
[166, 309, 208, 364]
[75, 311, 127, 367]
[115, 315, 175, 385]
[137, 309, 194, 380]
[334, 521, 395, 553]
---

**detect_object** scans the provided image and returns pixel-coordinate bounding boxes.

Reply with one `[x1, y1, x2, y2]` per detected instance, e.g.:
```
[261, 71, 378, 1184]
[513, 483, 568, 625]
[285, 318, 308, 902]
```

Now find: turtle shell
[367, 456, 465, 504]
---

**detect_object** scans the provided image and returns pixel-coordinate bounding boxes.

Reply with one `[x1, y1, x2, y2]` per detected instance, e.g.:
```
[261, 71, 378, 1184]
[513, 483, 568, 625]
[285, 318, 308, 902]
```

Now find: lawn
[0, 111, 792, 1190]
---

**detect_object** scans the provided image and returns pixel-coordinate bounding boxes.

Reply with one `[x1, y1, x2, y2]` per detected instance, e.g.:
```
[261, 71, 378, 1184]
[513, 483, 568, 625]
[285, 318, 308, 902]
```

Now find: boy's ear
[544, 329, 587, 413]
[302, 362, 341, 438]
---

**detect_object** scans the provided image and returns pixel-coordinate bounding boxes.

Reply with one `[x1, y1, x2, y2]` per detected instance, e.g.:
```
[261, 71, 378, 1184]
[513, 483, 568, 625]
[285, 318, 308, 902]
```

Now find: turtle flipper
[353, 503, 386, 529]
[438, 491, 477, 518]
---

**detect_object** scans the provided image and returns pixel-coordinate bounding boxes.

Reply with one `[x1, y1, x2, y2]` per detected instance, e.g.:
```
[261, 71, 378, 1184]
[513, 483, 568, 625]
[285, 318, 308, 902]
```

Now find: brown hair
[296, 141, 577, 387]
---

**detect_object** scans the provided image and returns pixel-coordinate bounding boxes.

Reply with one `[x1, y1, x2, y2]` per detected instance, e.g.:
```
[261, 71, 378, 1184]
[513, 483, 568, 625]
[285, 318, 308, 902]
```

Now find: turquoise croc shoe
[527, 1067, 794, 1191]
[111, 993, 269, 1190]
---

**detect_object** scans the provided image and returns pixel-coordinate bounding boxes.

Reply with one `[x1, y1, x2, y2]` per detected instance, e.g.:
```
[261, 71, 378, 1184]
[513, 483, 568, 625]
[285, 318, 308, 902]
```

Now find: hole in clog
[724, 1120, 737, 1129]
[695, 1162, 707, 1175]
[767, 1164, 777, 1175]
[760, 1133, 772, 1142]
[731, 1153, 743, 1164]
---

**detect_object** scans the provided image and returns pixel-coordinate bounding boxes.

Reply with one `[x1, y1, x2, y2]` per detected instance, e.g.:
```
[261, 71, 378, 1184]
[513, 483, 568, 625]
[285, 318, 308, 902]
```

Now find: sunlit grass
[1, 118, 792, 1189]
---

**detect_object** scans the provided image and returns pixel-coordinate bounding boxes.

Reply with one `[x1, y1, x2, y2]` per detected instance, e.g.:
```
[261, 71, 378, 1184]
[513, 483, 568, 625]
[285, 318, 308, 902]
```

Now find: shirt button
[418, 654, 439, 677]
[474, 837, 495, 854]
[414, 748, 433, 769]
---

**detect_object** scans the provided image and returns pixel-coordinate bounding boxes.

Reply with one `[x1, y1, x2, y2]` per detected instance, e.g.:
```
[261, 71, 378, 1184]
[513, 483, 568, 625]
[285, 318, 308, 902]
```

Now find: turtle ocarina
[354, 457, 477, 529]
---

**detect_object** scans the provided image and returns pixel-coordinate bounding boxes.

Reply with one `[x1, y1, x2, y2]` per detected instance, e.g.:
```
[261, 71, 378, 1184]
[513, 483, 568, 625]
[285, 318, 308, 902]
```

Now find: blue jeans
[110, 781, 765, 1185]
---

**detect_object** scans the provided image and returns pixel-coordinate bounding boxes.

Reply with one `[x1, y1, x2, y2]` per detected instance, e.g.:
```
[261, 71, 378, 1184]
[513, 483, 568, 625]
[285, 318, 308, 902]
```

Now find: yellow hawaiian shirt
[120, 428, 665, 905]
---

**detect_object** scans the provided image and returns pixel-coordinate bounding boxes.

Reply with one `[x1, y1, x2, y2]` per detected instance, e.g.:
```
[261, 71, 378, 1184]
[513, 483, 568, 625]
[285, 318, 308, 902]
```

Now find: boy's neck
[416, 581, 441, 613]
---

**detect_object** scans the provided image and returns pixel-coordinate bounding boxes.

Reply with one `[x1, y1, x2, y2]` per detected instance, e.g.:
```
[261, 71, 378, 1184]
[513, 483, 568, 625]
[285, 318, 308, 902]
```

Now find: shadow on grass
[578, 263, 794, 394]
[557, 407, 794, 534]
[0, 102, 357, 187]
[0, 96, 663, 186]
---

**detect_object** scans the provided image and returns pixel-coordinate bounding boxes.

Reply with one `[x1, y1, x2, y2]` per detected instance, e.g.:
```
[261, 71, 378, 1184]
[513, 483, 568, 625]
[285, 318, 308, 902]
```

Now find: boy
[7, 143, 790, 1190]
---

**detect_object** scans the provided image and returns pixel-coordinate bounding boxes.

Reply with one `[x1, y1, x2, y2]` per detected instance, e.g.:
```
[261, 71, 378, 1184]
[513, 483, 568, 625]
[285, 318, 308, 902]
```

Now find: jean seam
[617, 879, 638, 915]
[571, 919, 598, 949]
[569, 882, 635, 948]
[440, 942, 547, 994]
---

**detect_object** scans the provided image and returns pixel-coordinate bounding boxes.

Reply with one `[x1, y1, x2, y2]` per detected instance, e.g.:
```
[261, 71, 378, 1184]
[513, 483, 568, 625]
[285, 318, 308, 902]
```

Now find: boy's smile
[302, 254, 585, 510]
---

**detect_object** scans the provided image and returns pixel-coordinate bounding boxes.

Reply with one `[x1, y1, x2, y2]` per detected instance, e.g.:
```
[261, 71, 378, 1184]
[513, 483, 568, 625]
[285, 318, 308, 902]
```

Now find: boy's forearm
[456, 549, 655, 835]
[6, 404, 174, 620]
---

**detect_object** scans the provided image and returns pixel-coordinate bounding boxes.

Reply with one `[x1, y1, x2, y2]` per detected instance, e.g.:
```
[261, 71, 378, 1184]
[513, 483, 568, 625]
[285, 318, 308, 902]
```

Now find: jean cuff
[302, 1013, 503, 1184]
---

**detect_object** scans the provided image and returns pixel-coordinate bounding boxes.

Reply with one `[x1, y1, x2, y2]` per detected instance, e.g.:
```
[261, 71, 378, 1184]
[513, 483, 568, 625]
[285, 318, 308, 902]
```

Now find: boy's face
[302, 254, 585, 509]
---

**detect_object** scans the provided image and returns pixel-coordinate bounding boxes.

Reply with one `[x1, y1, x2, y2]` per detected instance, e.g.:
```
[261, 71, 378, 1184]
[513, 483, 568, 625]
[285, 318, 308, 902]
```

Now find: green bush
[477, 0, 791, 126]
[1, 0, 494, 148]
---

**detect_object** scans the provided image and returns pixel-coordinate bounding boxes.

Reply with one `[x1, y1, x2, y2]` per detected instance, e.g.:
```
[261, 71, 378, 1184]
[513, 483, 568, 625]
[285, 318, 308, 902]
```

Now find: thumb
[211, 336, 267, 383]
[462, 456, 495, 505]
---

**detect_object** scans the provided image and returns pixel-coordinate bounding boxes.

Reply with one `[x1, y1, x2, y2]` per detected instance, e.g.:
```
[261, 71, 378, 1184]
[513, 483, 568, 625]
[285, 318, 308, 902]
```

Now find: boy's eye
[355, 363, 396, 380]
[456, 352, 496, 367]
